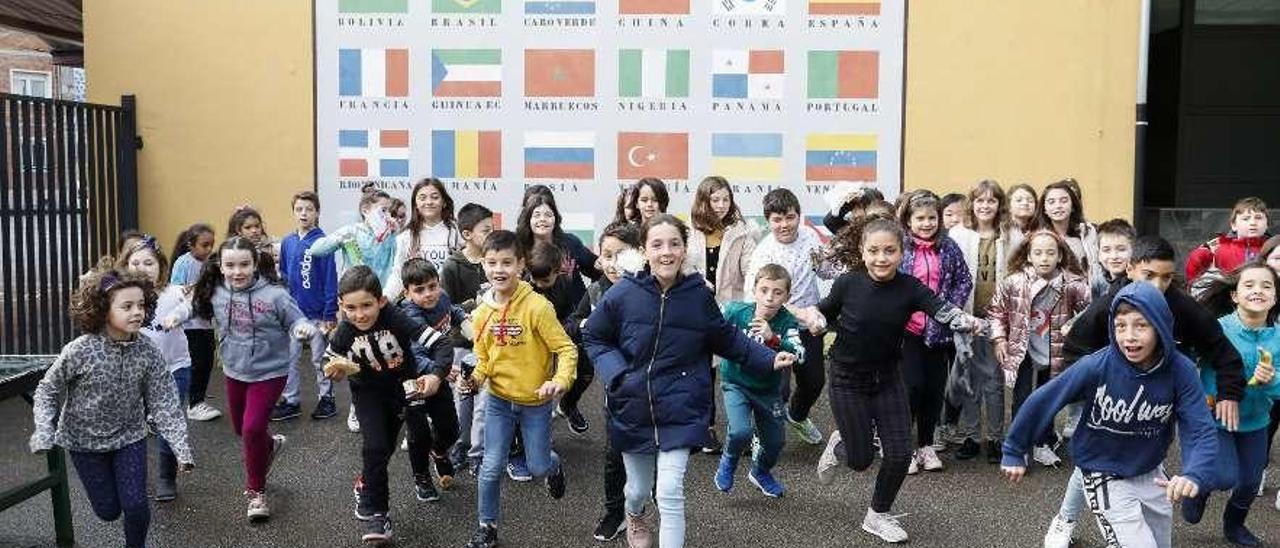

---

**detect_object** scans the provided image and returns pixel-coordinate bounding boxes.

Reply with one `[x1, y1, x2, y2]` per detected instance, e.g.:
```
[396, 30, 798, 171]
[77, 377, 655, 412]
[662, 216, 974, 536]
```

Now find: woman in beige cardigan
[685, 176, 759, 306]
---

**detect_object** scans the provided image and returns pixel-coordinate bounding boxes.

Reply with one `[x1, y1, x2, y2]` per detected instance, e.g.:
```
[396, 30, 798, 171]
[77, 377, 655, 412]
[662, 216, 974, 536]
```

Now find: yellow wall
[85, 0, 313, 250]
[903, 0, 1140, 221]
[85, 1, 1140, 249]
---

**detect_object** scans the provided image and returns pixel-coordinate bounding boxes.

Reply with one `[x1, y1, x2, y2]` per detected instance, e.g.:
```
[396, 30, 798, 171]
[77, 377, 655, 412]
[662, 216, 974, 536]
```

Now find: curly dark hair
[70, 259, 157, 334]
[824, 212, 902, 273]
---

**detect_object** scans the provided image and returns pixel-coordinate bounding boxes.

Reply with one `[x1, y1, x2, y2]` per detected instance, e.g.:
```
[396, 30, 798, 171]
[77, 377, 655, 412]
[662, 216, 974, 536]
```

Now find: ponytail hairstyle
[171, 223, 215, 262]
[358, 182, 392, 221]
[407, 177, 457, 254]
[191, 236, 281, 319]
[825, 212, 901, 273]
[1196, 262, 1280, 324]
[1005, 229, 1084, 277]
[70, 258, 158, 334]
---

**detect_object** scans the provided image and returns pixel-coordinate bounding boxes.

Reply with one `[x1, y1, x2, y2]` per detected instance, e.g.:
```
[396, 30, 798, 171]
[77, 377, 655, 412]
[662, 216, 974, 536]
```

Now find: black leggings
[184, 329, 215, 405]
[828, 366, 913, 513]
[901, 334, 948, 448]
[560, 347, 595, 412]
[781, 330, 827, 422]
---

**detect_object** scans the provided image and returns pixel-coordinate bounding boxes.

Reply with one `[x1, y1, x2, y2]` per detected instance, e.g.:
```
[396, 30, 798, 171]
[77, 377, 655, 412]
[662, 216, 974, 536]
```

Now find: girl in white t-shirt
[385, 178, 462, 297]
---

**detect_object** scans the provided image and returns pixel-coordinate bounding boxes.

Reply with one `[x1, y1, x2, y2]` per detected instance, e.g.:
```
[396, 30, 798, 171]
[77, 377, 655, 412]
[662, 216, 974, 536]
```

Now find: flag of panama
[712, 49, 784, 100]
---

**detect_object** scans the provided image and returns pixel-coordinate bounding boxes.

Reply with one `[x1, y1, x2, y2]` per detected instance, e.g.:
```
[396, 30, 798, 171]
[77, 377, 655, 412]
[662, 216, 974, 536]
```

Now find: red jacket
[1185, 233, 1269, 285]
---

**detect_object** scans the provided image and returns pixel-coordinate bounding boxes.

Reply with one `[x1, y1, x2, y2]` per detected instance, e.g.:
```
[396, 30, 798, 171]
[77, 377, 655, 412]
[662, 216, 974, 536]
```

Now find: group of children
[26, 175, 1280, 548]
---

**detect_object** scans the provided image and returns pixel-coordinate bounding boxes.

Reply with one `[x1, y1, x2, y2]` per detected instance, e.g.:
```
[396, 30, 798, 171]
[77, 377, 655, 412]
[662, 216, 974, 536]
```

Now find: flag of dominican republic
[525, 49, 595, 97]
[805, 133, 876, 182]
[524, 131, 595, 180]
[712, 50, 784, 100]
[431, 49, 501, 97]
[619, 0, 688, 14]
[339, 0, 407, 13]
[618, 49, 690, 99]
[339, 130, 410, 178]
[525, 0, 595, 14]
[339, 49, 409, 97]
[711, 133, 783, 181]
[618, 132, 688, 180]
[808, 0, 879, 15]
[808, 50, 878, 99]
[432, 0, 501, 13]
[432, 130, 500, 179]
[715, 0, 785, 14]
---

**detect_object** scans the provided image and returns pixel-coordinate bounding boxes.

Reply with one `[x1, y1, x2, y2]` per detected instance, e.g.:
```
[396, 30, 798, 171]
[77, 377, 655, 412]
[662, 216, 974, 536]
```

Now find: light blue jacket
[1204, 312, 1280, 433]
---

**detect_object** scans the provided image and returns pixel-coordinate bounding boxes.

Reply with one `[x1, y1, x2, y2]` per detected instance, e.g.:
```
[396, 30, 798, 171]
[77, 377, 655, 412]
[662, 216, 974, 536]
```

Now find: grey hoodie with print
[210, 276, 308, 383]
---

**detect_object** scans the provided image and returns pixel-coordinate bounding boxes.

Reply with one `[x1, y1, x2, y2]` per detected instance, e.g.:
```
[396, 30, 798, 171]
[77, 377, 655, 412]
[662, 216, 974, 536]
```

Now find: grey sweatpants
[1080, 467, 1172, 548]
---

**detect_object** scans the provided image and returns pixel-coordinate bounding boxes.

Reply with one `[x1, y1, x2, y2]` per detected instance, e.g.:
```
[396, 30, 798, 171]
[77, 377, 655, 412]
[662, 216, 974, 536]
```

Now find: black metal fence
[0, 93, 139, 354]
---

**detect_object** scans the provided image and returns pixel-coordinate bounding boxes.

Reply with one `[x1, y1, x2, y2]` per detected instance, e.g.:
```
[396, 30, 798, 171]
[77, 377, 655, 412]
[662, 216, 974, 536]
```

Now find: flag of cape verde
[339, 130, 410, 178]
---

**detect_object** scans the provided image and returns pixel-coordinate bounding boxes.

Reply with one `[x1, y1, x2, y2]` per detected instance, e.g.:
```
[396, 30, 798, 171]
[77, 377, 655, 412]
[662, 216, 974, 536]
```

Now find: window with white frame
[11, 70, 52, 98]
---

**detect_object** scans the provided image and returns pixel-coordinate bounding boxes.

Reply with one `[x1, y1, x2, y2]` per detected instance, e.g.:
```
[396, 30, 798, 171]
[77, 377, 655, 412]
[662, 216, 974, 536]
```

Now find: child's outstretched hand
[323, 356, 360, 380]
[1155, 475, 1199, 502]
[161, 314, 184, 331]
[414, 374, 442, 398]
[1001, 464, 1025, 484]
[294, 322, 317, 340]
[535, 381, 565, 401]
[774, 352, 797, 370]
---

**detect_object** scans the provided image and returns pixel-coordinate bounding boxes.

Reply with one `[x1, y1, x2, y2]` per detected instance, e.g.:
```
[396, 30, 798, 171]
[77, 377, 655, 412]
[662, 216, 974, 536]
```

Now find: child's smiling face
[1232, 266, 1277, 317]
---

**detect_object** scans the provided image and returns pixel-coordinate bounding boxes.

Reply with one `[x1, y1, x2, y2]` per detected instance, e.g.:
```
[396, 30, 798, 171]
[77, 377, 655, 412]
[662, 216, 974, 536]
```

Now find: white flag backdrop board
[315, 0, 905, 244]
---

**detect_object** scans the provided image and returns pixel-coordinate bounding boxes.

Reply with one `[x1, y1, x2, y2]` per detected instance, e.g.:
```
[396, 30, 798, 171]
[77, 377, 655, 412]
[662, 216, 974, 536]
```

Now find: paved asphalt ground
[3, 367, 1279, 548]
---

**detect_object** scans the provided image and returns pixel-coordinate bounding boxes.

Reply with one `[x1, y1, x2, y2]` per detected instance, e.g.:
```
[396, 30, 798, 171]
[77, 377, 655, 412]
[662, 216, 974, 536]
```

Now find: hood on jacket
[627, 268, 708, 297]
[480, 279, 535, 310]
[1107, 282, 1176, 375]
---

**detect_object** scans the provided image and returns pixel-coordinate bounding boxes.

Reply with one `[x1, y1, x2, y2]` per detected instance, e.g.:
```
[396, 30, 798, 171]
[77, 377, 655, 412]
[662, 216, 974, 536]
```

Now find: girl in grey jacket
[31, 267, 192, 548]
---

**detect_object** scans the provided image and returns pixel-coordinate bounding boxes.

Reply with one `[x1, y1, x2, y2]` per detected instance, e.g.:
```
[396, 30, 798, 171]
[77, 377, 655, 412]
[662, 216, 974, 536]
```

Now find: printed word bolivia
[338, 16, 405, 27]
[525, 100, 599, 111]
[339, 99, 410, 110]
[429, 16, 498, 27]
[525, 16, 595, 28]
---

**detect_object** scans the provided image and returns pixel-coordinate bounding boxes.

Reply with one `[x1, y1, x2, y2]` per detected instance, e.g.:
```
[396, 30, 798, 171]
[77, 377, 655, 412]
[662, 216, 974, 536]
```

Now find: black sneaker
[701, 428, 722, 455]
[361, 513, 393, 545]
[592, 510, 626, 542]
[985, 440, 1002, 464]
[546, 465, 566, 499]
[310, 395, 338, 420]
[560, 403, 589, 435]
[956, 438, 981, 461]
[270, 401, 301, 422]
[433, 453, 456, 490]
[414, 474, 440, 502]
[465, 524, 498, 548]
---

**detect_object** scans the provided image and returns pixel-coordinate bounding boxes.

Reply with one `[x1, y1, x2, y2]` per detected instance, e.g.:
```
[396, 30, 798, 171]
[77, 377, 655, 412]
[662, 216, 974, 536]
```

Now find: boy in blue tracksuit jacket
[275, 191, 339, 420]
[1001, 282, 1218, 548]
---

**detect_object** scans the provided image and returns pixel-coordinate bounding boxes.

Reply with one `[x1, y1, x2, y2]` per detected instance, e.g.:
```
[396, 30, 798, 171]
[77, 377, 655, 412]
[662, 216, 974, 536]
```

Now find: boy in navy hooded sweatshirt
[1002, 282, 1218, 548]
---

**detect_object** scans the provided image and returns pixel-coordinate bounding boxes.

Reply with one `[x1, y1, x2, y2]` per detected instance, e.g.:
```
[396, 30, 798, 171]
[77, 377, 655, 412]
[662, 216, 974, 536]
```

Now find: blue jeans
[70, 439, 150, 548]
[722, 382, 785, 472]
[476, 393, 559, 525]
[1059, 467, 1086, 522]
[157, 367, 191, 469]
[282, 321, 332, 404]
[623, 449, 690, 548]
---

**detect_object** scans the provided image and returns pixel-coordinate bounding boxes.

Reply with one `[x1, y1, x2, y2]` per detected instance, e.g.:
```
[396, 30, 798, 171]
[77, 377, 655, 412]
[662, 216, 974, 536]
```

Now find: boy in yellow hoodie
[461, 230, 577, 548]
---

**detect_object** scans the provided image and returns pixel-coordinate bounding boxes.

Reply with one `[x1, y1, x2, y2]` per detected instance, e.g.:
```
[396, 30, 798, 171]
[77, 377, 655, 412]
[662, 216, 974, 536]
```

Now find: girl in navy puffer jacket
[584, 214, 795, 548]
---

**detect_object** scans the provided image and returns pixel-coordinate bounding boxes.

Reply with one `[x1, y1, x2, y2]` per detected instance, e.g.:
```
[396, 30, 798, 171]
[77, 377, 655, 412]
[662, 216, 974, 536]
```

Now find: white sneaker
[788, 414, 824, 445]
[918, 446, 944, 472]
[246, 490, 270, 521]
[907, 451, 920, 475]
[347, 405, 361, 433]
[187, 402, 222, 421]
[1257, 469, 1267, 497]
[1043, 515, 1075, 548]
[1032, 445, 1062, 467]
[862, 508, 909, 543]
[817, 431, 843, 485]
[401, 436, 408, 452]
[1274, 487, 1279, 511]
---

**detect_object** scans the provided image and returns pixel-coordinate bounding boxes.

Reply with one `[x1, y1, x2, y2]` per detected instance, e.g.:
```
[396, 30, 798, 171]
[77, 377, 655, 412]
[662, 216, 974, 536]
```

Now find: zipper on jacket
[646, 291, 668, 448]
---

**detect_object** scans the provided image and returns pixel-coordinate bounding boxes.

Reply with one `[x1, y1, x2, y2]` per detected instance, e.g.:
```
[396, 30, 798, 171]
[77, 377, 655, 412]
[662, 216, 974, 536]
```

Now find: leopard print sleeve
[29, 337, 84, 453]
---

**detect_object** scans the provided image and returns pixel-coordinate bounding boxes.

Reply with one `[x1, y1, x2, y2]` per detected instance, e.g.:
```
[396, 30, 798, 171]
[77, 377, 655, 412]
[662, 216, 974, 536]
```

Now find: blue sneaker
[506, 457, 533, 482]
[748, 467, 785, 498]
[714, 454, 738, 492]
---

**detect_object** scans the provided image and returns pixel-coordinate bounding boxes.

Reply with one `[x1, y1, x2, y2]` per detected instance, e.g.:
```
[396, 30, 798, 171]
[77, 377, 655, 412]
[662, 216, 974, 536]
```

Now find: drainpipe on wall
[1134, 0, 1151, 231]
